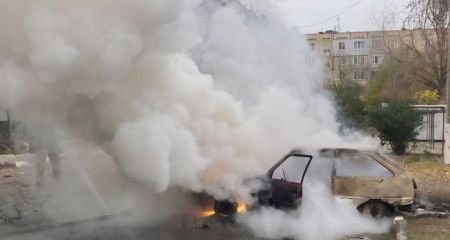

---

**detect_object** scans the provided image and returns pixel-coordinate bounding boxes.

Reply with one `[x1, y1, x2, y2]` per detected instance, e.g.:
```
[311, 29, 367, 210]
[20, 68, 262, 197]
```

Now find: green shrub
[369, 103, 422, 155]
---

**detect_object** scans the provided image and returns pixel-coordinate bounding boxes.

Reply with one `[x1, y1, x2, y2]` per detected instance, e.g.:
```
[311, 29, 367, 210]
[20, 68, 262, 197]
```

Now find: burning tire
[214, 200, 238, 217]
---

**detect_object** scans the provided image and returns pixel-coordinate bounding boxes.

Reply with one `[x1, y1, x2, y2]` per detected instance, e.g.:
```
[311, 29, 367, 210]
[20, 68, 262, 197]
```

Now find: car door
[265, 152, 313, 209]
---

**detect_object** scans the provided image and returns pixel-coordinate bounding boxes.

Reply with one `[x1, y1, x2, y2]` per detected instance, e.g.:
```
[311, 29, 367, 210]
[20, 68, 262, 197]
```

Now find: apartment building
[306, 29, 425, 84]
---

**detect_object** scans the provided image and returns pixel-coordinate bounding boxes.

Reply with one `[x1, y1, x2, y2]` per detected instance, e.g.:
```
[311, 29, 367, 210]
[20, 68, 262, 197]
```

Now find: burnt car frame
[329, 149, 416, 216]
[215, 148, 417, 217]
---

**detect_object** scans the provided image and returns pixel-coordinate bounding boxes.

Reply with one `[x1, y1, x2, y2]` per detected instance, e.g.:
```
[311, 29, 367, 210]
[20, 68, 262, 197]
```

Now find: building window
[389, 39, 399, 49]
[338, 42, 345, 50]
[309, 43, 315, 51]
[322, 49, 330, 55]
[371, 55, 383, 64]
[353, 56, 365, 65]
[338, 56, 346, 65]
[353, 71, 365, 80]
[371, 38, 383, 49]
[353, 41, 365, 49]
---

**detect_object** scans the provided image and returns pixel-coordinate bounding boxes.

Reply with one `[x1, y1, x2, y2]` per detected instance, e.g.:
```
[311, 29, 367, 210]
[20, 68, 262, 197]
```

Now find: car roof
[289, 148, 375, 155]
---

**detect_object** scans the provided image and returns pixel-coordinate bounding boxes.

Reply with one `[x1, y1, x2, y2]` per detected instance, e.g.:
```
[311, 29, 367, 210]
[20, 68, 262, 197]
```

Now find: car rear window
[335, 152, 393, 177]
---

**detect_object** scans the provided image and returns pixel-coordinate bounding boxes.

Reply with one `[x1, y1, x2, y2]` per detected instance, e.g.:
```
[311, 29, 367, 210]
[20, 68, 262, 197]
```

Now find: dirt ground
[396, 155, 450, 203]
[393, 154, 450, 240]
[1, 153, 450, 240]
[0, 154, 50, 228]
[0, 154, 265, 240]
[405, 216, 450, 240]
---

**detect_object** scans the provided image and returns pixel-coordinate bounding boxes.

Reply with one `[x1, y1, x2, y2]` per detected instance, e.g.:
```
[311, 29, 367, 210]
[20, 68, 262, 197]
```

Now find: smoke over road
[0, 0, 383, 239]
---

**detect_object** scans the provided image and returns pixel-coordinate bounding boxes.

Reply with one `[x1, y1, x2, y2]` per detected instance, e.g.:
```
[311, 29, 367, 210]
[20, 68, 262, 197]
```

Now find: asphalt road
[3, 213, 399, 240]
[3, 214, 265, 240]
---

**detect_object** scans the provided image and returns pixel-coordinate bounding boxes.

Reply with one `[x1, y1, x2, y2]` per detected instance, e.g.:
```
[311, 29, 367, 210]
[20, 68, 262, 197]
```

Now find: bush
[369, 103, 422, 155]
[416, 89, 439, 105]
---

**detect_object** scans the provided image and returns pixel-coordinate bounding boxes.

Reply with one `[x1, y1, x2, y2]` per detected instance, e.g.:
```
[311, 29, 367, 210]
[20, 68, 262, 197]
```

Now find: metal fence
[0, 111, 11, 142]
[0, 111, 27, 152]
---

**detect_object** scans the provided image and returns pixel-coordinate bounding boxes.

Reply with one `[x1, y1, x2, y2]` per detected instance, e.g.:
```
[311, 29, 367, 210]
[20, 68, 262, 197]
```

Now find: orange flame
[237, 201, 247, 214]
[200, 201, 247, 218]
[201, 209, 215, 218]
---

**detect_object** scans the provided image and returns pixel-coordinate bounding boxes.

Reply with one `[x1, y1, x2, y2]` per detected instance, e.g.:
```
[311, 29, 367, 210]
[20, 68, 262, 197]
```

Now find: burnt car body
[214, 148, 416, 217]
[329, 149, 416, 215]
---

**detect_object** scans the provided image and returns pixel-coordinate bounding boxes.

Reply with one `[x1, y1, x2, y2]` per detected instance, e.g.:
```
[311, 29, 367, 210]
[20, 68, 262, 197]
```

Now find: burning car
[329, 149, 417, 217]
[213, 148, 417, 218]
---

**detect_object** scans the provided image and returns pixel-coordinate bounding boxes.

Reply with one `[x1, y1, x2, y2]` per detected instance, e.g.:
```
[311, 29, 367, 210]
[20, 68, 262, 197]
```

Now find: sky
[273, 0, 411, 33]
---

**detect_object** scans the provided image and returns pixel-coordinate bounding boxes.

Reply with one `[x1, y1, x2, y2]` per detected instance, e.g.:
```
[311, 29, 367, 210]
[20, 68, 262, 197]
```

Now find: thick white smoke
[0, 0, 372, 200]
[0, 0, 382, 238]
[238, 156, 391, 240]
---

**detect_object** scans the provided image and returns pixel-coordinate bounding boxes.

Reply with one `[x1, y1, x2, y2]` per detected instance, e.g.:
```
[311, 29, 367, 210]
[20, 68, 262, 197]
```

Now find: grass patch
[392, 153, 443, 165]
[408, 232, 450, 240]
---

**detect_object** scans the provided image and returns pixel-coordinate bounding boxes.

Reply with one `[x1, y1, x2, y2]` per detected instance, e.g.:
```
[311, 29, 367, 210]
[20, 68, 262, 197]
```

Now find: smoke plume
[0, 0, 382, 238]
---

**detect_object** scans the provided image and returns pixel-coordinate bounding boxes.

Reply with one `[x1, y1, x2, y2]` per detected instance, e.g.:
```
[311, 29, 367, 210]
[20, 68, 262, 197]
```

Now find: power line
[301, 0, 337, 13]
[300, 0, 366, 29]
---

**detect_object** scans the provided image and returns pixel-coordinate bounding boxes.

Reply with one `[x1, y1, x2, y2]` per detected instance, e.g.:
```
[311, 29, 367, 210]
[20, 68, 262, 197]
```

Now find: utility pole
[6, 111, 11, 141]
[445, 0, 450, 164]
[447, 0, 450, 122]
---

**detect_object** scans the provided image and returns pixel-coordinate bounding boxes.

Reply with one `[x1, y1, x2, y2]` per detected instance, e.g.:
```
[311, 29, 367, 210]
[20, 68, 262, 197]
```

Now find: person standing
[34, 147, 61, 186]
[29, 119, 63, 187]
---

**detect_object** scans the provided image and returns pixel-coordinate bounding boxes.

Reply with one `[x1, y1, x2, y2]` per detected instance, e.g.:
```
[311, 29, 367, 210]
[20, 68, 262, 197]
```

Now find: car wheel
[358, 201, 392, 218]
[214, 200, 237, 217]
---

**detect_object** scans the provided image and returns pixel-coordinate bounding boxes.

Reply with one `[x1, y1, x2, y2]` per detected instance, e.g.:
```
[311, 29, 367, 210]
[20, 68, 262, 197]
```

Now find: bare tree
[388, 0, 449, 97]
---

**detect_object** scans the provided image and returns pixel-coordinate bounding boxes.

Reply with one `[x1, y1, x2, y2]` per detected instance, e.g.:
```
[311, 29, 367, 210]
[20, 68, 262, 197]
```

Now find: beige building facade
[305, 29, 428, 84]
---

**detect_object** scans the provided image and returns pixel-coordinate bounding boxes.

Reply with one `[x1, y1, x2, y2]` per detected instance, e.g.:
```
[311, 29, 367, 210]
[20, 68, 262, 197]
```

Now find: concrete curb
[394, 216, 407, 240]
